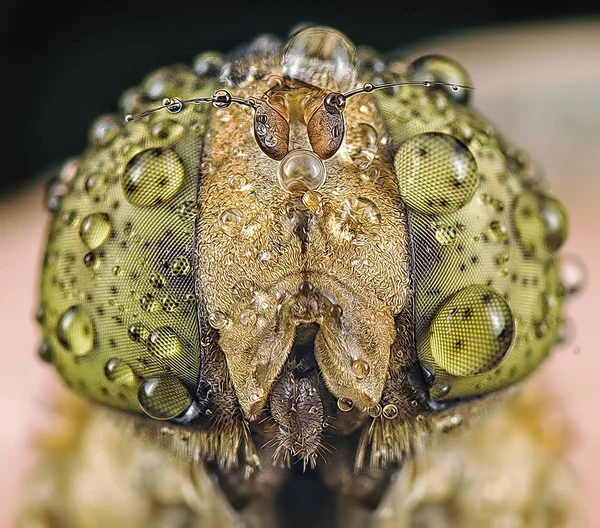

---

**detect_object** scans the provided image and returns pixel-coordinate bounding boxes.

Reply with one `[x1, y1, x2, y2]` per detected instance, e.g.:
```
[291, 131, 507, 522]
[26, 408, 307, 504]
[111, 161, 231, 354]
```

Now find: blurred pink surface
[1, 19, 599, 527]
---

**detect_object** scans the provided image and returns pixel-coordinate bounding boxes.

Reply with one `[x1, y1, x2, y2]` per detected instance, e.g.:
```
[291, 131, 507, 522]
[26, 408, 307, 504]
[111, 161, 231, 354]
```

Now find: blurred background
[1, 2, 599, 526]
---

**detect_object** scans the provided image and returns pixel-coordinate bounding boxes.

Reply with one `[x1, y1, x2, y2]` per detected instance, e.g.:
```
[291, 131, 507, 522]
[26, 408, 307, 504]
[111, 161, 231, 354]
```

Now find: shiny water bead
[121, 148, 185, 207]
[104, 358, 137, 387]
[138, 376, 192, 420]
[368, 404, 382, 418]
[208, 311, 228, 329]
[382, 404, 399, 420]
[79, 213, 112, 250]
[149, 272, 167, 289]
[192, 51, 224, 78]
[278, 149, 326, 193]
[394, 133, 479, 215]
[83, 251, 101, 271]
[89, 115, 121, 146]
[351, 359, 370, 379]
[146, 326, 184, 359]
[84, 173, 108, 202]
[409, 55, 472, 104]
[151, 119, 185, 144]
[429, 286, 514, 377]
[38, 340, 53, 363]
[219, 208, 245, 236]
[513, 190, 568, 256]
[282, 26, 357, 92]
[56, 306, 95, 356]
[170, 256, 191, 276]
[128, 323, 149, 343]
[560, 255, 586, 297]
[337, 397, 354, 412]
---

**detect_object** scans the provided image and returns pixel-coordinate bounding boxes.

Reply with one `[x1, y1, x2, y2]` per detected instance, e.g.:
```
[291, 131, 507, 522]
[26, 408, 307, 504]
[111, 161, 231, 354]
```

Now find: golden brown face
[38, 26, 568, 467]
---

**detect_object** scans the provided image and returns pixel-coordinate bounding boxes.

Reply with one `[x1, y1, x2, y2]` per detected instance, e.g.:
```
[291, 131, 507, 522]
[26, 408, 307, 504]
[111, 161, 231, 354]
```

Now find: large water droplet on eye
[219, 208, 245, 236]
[122, 148, 185, 207]
[79, 213, 112, 249]
[56, 306, 95, 356]
[138, 376, 192, 420]
[429, 286, 514, 377]
[513, 190, 568, 256]
[282, 26, 357, 92]
[394, 133, 478, 215]
[104, 358, 137, 386]
[278, 149, 326, 193]
[409, 55, 472, 104]
[146, 326, 184, 359]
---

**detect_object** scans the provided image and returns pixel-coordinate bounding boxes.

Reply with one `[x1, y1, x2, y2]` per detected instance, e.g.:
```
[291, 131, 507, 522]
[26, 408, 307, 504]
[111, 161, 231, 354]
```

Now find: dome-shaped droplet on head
[409, 55, 472, 104]
[146, 326, 184, 359]
[429, 286, 514, 377]
[56, 306, 95, 357]
[138, 376, 192, 420]
[79, 213, 112, 250]
[121, 148, 185, 207]
[282, 26, 357, 92]
[382, 404, 398, 420]
[560, 254, 585, 298]
[337, 397, 354, 412]
[278, 149, 326, 194]
[513, 190, 568, 256]
[104, 358, 137, 386]
[394, 132, 479, 215]
[351, 359, 370, 379]
[90, 115, 121, 146]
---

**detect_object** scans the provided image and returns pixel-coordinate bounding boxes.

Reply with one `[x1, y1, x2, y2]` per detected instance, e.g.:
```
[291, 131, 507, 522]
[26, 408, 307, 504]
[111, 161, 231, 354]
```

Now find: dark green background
[2, 1, 598, 197]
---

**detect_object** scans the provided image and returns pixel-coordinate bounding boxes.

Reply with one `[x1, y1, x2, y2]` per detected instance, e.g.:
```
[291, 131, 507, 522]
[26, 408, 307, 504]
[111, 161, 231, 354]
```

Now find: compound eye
[253, 99, 290, 161]
[306, 93, 345, 160]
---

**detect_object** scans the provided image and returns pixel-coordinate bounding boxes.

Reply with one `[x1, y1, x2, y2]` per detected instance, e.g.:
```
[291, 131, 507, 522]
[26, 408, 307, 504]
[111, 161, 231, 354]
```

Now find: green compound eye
[429, 286, 514, 377]
[394, 132, 479, 215]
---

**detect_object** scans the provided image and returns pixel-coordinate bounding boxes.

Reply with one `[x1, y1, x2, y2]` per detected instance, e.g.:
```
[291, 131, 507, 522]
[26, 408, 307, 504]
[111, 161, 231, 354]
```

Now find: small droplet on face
[429, 285, 514, 377]
[382, 404, 399, 420]
[56, 306, 95, 356]
[104, 358, 137, 386]
[128, 323, 149, 343]
[208, 311, 228, 329]
[394, 133, 478, 215]
[368, 404, 382, 418]
[38, 340, 53, 363]
[160, 294, 180, 312]
[239, 309, 257, 326]
[146, 326, 184, 359]
[560, 255, 586, 297]
[90, 115, 121, 146]
[122, 148, 185, 207]
[219, 208, 245, 236]
[282, 26, 357, 92]
[149, 272, 167, 289]
[487, 221, 508, 243]
[138, 376, 192, 420]
[151, 120, 185, 144]
[278, 149, 326, 194]
[140, 293, 160, 312]
[351, 359, 370, 379]
[337, 397, 354, 412]
[79, 213, 112, 250]
[170, 256, 191, 276]
[435, 225, 457, 246]
[83, 251, 101, 271]
[85, 173, 108, 202]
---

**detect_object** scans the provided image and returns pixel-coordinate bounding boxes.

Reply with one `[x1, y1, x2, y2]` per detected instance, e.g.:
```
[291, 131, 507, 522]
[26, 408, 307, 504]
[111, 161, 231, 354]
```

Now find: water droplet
[170, 256, 191, 276]
[151, 119, 185, 144]
[409, 55, 472, 104]
[138, 376, 192, 420]
[79, 213, 112, 250]
[437, 414, 464, 432]
[434, 225, 457, 246]
[112, 265, 121, 276]
[560, 255, 585, 297]
[192, 51, 224, 78]
[227, 174, 252, 193]
[239, 309, 257, 326]
[368, 404, 382, 418]
[146, 326, 184, 359]
[56, 306, 95, 356]
[149, 272, 167, 289]
[208, 311, 228, 329]
[429, 286, 514, 377]
[176, 200, 197, 222]
[352, 359, 370, 379]
[128, 323, 149, 343]
[394, 133, 478, 215]
[104, 358, 137, 386]
[333, 197, 381, 241]
[38, 340, 53, 363]
[83, 251, 101, 271]
[382, 404, 399, 420]
[90, 115, 121, 146]
[282, 26, 357, 92]
[487, 221, 508, 243]
[35, 305, 46, 325]
[160, 294, 180, 312]
[278, 149, 326, 194]
[219, 208, 245, 236]
[337, 397, 354, 412]
[140, 293, 160, 312]
[85, 173, 108, 202]
[513, 190, 568, 255]
[122, 148, 185, 207]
